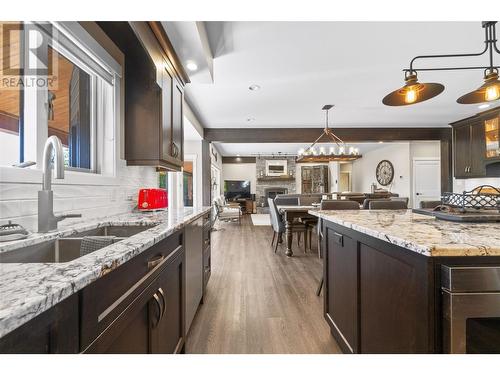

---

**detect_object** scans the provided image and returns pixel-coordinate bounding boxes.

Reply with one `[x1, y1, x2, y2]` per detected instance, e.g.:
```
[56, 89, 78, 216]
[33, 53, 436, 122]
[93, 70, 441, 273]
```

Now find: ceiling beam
[204, 127, 452, 143]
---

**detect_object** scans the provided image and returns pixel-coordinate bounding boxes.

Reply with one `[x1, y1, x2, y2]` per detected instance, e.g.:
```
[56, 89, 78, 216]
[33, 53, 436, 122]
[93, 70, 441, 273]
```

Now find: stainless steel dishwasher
[185, 217, 204, 335]
[441, 265, 500, 353]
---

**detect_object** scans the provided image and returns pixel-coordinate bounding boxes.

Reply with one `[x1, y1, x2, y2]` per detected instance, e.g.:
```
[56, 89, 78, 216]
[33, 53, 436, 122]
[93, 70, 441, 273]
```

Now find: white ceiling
[184, 21, 500, 129]
[216, 142, 396, 156]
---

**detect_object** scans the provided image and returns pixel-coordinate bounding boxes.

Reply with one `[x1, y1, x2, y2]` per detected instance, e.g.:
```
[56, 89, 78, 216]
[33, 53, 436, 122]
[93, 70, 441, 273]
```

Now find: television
[224, 180, 251, 200]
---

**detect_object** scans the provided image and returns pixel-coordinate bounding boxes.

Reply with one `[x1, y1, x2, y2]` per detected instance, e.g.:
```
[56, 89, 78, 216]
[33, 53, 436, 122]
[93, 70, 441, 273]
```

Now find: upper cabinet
[97, 22, 189, 171]
[451, 107, 500, 179]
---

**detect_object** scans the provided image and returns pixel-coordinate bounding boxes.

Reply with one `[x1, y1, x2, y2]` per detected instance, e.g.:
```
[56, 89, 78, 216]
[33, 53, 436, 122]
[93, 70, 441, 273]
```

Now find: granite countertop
[310, 209, 500, 257]
[0, 206, 211, 339]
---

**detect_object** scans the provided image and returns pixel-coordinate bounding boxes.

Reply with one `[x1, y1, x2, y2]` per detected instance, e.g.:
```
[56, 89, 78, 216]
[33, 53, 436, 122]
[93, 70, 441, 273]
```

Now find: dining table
[276, 205, 319, 257]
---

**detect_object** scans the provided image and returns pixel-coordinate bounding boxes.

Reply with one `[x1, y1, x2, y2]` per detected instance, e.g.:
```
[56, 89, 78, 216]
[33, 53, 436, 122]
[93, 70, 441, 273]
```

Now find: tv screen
[224, 180, 251, 199]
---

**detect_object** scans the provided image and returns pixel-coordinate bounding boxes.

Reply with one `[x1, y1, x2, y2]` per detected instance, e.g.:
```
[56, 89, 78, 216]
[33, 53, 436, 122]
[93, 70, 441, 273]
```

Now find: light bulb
[354, 147, 359, 155]
[319, 147, 325, 155]
[339, 146, 345, 154]
[404, 87, 417, 104]
[298, 148, 305, 155]
[329, 146, 335, 155]
[349, 147, 355, 155]
[485, 85, 500, 101]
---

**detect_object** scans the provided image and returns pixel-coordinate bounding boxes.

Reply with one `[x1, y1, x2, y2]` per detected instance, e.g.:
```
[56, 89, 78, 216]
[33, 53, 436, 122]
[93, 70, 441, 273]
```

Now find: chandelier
[383, 21, 500, 106]
[296, 105, 362, 163]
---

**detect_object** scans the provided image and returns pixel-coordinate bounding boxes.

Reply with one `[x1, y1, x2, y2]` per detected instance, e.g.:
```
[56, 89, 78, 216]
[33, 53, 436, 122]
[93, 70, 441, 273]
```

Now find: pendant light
[457, 68, 500, 104]
[296, 105, 362, 163]
[383, 21, 500, 106]
[382, 71, 445, 106]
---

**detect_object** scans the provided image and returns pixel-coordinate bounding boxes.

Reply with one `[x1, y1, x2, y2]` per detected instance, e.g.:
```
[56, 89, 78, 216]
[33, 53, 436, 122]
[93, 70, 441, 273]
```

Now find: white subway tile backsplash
[0, 164, 158, 232]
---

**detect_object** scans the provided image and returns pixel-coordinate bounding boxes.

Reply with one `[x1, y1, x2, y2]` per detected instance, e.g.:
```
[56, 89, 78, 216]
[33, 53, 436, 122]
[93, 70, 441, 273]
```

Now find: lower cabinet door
[151, 248, 185, 354]
[83, 277, 162, 354]
[325, 227, 358, 353]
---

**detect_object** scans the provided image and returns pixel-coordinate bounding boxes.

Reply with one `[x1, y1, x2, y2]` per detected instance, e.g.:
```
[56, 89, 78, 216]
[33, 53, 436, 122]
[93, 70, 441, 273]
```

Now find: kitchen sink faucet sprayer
[38, 136, 81, 233]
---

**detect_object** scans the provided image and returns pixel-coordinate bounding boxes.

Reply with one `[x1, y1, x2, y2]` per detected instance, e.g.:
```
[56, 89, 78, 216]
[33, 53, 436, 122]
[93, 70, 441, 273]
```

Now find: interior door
[413, 159, 441, 208]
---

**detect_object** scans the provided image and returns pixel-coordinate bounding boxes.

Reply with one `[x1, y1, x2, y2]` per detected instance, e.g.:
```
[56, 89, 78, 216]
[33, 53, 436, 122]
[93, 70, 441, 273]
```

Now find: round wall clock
[376, 160, 394, 186]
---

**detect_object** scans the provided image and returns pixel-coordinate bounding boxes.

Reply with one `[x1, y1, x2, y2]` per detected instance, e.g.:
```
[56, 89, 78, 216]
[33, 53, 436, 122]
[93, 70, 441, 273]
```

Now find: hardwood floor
[186, 216, 342, 354]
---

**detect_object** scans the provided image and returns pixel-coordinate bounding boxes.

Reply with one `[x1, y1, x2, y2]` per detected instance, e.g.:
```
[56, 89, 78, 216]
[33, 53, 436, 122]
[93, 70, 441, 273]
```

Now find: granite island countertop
[310, 209, 500, 257]
[0, 206, 211, 339]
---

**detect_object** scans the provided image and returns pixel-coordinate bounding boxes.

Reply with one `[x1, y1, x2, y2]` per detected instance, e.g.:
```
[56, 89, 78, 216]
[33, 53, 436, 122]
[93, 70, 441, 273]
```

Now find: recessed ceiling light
[478, 103, 490, 109]
[248, 84, 261, 91]
[186, 60, 198, 71]
[246, 117, 256, 122]
[236, 154, 240, 157]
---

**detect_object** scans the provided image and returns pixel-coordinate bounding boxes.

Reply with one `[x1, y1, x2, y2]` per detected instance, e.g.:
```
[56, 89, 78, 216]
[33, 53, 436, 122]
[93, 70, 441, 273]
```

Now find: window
[0, 22, 120, 177]
[48, 46, 93, 170]
[0, 22, 23, 165]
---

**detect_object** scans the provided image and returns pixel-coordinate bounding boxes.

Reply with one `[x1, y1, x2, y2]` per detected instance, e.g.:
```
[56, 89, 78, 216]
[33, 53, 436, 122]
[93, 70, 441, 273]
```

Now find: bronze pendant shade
[383, 21, 500, 106]
[382, 73, 445, 106]
[456, 70, 500, 104]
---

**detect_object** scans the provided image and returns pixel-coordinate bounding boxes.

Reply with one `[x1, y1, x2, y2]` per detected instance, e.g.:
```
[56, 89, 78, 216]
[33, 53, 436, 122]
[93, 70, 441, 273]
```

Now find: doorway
[412, 158, 441, 208]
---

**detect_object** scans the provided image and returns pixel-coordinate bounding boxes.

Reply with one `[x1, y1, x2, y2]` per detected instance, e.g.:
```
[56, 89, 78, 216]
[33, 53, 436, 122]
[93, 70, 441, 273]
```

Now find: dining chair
[320, 200, 360, 210]
[268, 198, 307, 253]
[362, 198, 390, 209]
[369, 200, 408, 209]
[274, 196, 299, 206]
[315, 200, 360, 297]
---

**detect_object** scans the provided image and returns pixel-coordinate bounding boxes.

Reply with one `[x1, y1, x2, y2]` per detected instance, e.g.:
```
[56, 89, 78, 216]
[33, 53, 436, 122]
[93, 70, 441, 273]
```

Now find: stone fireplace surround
[256, 156, 296, 211]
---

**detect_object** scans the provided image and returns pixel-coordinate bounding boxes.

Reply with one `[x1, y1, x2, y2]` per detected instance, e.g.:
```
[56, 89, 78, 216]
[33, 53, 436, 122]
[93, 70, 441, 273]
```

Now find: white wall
[454, 177, 500, 192]
[352, 143, 411, 199]
[222, 163, 257, 194]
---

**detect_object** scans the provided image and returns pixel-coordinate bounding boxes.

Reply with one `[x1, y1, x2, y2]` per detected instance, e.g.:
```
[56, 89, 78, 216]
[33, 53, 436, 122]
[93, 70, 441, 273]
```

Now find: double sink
[0, 224, 157, 264]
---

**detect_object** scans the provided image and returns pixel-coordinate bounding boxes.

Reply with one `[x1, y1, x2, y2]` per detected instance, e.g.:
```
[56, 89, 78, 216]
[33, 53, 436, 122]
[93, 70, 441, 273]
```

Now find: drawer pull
[158, 287, 166, 321]
[148, 255, 165, 269]
[152, 292, 163, 327]
[333, 232, 344, 246]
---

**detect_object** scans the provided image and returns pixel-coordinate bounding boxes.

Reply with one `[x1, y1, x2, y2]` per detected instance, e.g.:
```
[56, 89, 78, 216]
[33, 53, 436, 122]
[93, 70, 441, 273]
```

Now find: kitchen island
[310, 209, 500, 354]
[0, 207, 212, 353]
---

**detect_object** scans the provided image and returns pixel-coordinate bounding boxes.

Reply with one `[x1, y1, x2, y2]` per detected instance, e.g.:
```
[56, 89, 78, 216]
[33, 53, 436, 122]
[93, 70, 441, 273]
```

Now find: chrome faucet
[38, 136, 82, 232]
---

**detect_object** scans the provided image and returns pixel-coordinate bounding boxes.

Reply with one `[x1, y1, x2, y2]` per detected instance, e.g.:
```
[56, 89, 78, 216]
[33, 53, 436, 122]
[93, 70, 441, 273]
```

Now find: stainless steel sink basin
[0, 224, 157, 263]
[66, 224, 157, 238]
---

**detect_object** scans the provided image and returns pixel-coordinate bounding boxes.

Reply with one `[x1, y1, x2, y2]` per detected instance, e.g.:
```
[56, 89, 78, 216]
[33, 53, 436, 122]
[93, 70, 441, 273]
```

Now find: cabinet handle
[158, 287, 166, 321]
[152, 292, 163, 327]
[148, 255, 165, 269]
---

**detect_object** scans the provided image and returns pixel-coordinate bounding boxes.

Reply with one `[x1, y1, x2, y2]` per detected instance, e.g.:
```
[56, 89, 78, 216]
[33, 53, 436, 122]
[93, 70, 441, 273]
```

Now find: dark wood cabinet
[451, 106, 500, 179]
[324, 227, 358, 353]
[0, 294, 79, 354]
[320, 219, 500, 354]
[97, 22, 185, 171]
[202, 212, 212, 293]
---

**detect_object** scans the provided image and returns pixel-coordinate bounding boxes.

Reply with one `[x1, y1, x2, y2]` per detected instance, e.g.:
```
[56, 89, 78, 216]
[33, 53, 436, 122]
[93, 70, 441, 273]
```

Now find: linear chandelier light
[383, 21, 500, 106]
[296, 105, 361, 163]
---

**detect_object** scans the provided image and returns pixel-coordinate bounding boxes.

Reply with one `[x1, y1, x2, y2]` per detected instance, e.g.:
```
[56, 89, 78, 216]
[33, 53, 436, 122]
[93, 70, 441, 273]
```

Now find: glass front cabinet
[485, 115, 500, 159]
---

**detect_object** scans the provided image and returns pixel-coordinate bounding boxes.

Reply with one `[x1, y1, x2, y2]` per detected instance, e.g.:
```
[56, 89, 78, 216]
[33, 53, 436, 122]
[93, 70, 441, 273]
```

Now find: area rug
[250, 214, 271, 226]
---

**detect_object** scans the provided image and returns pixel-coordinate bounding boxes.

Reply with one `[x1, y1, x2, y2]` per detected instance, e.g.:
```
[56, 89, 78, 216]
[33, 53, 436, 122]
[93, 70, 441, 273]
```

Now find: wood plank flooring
[185, 216, 342, 354]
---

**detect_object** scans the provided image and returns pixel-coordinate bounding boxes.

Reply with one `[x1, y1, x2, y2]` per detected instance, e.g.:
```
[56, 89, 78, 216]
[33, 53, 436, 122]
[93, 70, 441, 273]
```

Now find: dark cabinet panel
[470, 120, 486, 177]
[0, 294, 79, 354]
[172, 79, 184, 162]
[97, 21, 184, 171]
[83, 244, 185, 354]
[151, 249, 185, 354]
[161, 67, 173, 161]
[453, 124, 471, 178]
[359, 243, 430, 353]
[324, 228, 358, 353]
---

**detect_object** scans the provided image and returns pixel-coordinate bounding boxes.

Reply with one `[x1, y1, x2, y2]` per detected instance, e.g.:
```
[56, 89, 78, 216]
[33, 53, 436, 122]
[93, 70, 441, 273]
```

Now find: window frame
[0, 21, 123, 186]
